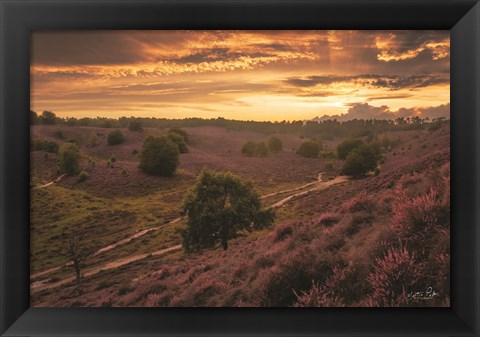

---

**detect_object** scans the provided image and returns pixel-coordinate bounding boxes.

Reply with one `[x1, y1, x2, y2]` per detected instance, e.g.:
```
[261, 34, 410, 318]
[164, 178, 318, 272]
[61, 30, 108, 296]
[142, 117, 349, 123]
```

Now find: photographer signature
[408, 286, 440, 300]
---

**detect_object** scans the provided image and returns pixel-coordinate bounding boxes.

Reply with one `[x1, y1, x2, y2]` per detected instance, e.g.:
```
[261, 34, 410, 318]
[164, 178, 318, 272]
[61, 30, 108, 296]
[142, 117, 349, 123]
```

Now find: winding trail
[31, 172, 349, 292]
[30, 217, 184, 280]
[34, 174, 66, 189]
[31, 245, 182, 293]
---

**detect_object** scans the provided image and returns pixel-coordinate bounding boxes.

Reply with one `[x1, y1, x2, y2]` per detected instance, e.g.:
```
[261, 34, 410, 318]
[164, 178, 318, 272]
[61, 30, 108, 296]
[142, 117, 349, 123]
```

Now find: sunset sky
[31, 30, 450, 122]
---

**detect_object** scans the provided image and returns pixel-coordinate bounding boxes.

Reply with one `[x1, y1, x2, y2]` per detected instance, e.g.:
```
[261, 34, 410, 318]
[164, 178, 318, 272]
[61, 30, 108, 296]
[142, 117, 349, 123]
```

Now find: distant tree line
[30, 110, 449, 140]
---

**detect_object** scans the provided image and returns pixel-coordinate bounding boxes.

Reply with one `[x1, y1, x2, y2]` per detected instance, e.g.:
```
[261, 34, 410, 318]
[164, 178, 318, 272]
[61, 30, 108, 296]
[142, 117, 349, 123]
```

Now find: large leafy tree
[181, 168, 275, 251]
[139, 135, 179, 176]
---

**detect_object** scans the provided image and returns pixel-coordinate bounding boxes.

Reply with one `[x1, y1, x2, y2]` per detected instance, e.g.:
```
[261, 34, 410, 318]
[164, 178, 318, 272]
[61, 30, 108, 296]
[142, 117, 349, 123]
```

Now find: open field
[30, 122, 450, 307]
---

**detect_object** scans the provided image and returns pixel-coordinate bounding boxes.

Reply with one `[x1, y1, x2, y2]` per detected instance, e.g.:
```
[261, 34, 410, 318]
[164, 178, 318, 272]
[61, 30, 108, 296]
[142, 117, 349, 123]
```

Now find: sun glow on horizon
[31, 30, 450, 122]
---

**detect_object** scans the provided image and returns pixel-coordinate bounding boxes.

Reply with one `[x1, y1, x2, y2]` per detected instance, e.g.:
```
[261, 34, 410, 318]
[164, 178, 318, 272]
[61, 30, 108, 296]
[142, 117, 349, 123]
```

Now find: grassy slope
[30, 124, 450, 307]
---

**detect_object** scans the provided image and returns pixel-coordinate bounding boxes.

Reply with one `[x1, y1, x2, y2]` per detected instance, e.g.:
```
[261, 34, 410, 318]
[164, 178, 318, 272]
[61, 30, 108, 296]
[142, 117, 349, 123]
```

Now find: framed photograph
[1, 0, 479, 336]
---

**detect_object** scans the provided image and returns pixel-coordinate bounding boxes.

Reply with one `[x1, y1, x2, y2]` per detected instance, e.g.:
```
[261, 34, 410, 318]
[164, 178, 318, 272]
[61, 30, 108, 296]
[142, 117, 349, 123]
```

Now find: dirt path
[34, 174, 66, 189]
[261, 172, 324, 199]
[31, 245, 182, 293]
[31, 173, 349, 292]
[30, 217, 184, 280]
[270, 175, 349, 208]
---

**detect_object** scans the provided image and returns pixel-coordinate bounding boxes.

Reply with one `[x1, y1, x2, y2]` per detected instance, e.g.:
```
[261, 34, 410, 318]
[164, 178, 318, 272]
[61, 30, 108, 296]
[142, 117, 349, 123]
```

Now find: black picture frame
[1, 0, 479, 336]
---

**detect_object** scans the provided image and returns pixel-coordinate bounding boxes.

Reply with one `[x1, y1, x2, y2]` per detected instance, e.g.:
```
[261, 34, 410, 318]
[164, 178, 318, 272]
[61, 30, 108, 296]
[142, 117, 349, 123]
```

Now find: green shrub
[139, 136, 179, 176]
[296, 141, 320, 158]
[325, 161, 334, 170]
[107, 129, 125, 145]
[32, 139, 59, 153]
[58, 143, 81, 175]
[341, 143, 381, 178]
[267, 136, 283, 153]
[128, 120, 143, 132]
[168, 127, 189, 143]
[78, 171, 89, 182]
[241, 141, 268, 157]
[337, 138, 364, 160]
[167, 132, 189, 153]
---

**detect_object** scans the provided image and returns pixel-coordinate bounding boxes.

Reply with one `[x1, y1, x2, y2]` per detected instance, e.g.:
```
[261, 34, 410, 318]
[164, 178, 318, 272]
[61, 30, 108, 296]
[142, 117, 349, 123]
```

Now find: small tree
[128, 120, 143, 132]
[296, 141, 320, 158]
[168, 132, 189, 153]
[181, 168, 275, 251]
[337, 138, 364, 160]
[59, 233, 92, 291]
[107, 129, 125, 145]
[341, 143, 381, 178]
[139, 135, 180, 176]
[58, 142, 81, 175]
[268, 136, 283, 153]
[168, 127, 189, 143]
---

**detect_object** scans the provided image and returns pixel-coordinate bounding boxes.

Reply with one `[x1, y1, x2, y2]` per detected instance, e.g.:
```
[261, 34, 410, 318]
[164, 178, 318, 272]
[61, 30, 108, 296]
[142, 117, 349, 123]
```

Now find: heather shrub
[293, 265, 363, 307]
[107, 129, 125, 145]
[366, 246, 420, 307]
[317, 212, 338, 227]
[340, 192, 376, 214]
[273, 224, 293, 242]
[392, 187, 449, 242]
[257, 249, 336, 306]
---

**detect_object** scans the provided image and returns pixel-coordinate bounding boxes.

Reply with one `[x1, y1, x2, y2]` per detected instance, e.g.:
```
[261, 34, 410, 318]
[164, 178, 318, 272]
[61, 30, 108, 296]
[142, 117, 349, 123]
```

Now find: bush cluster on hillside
[168, 127, 189, 143]
[241, 141, 268, 157]
[341, 143, 382, 178]
[296, 141, 320, 158]
[107, 129, 125, 145]
[139, 136, 179, 176]
[267, 136, 283, 153]
[31, 139, 59, 153]
[167, 132, 189, 153]
[337, 138, 364, 160]
[58, 143, 81, 175]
